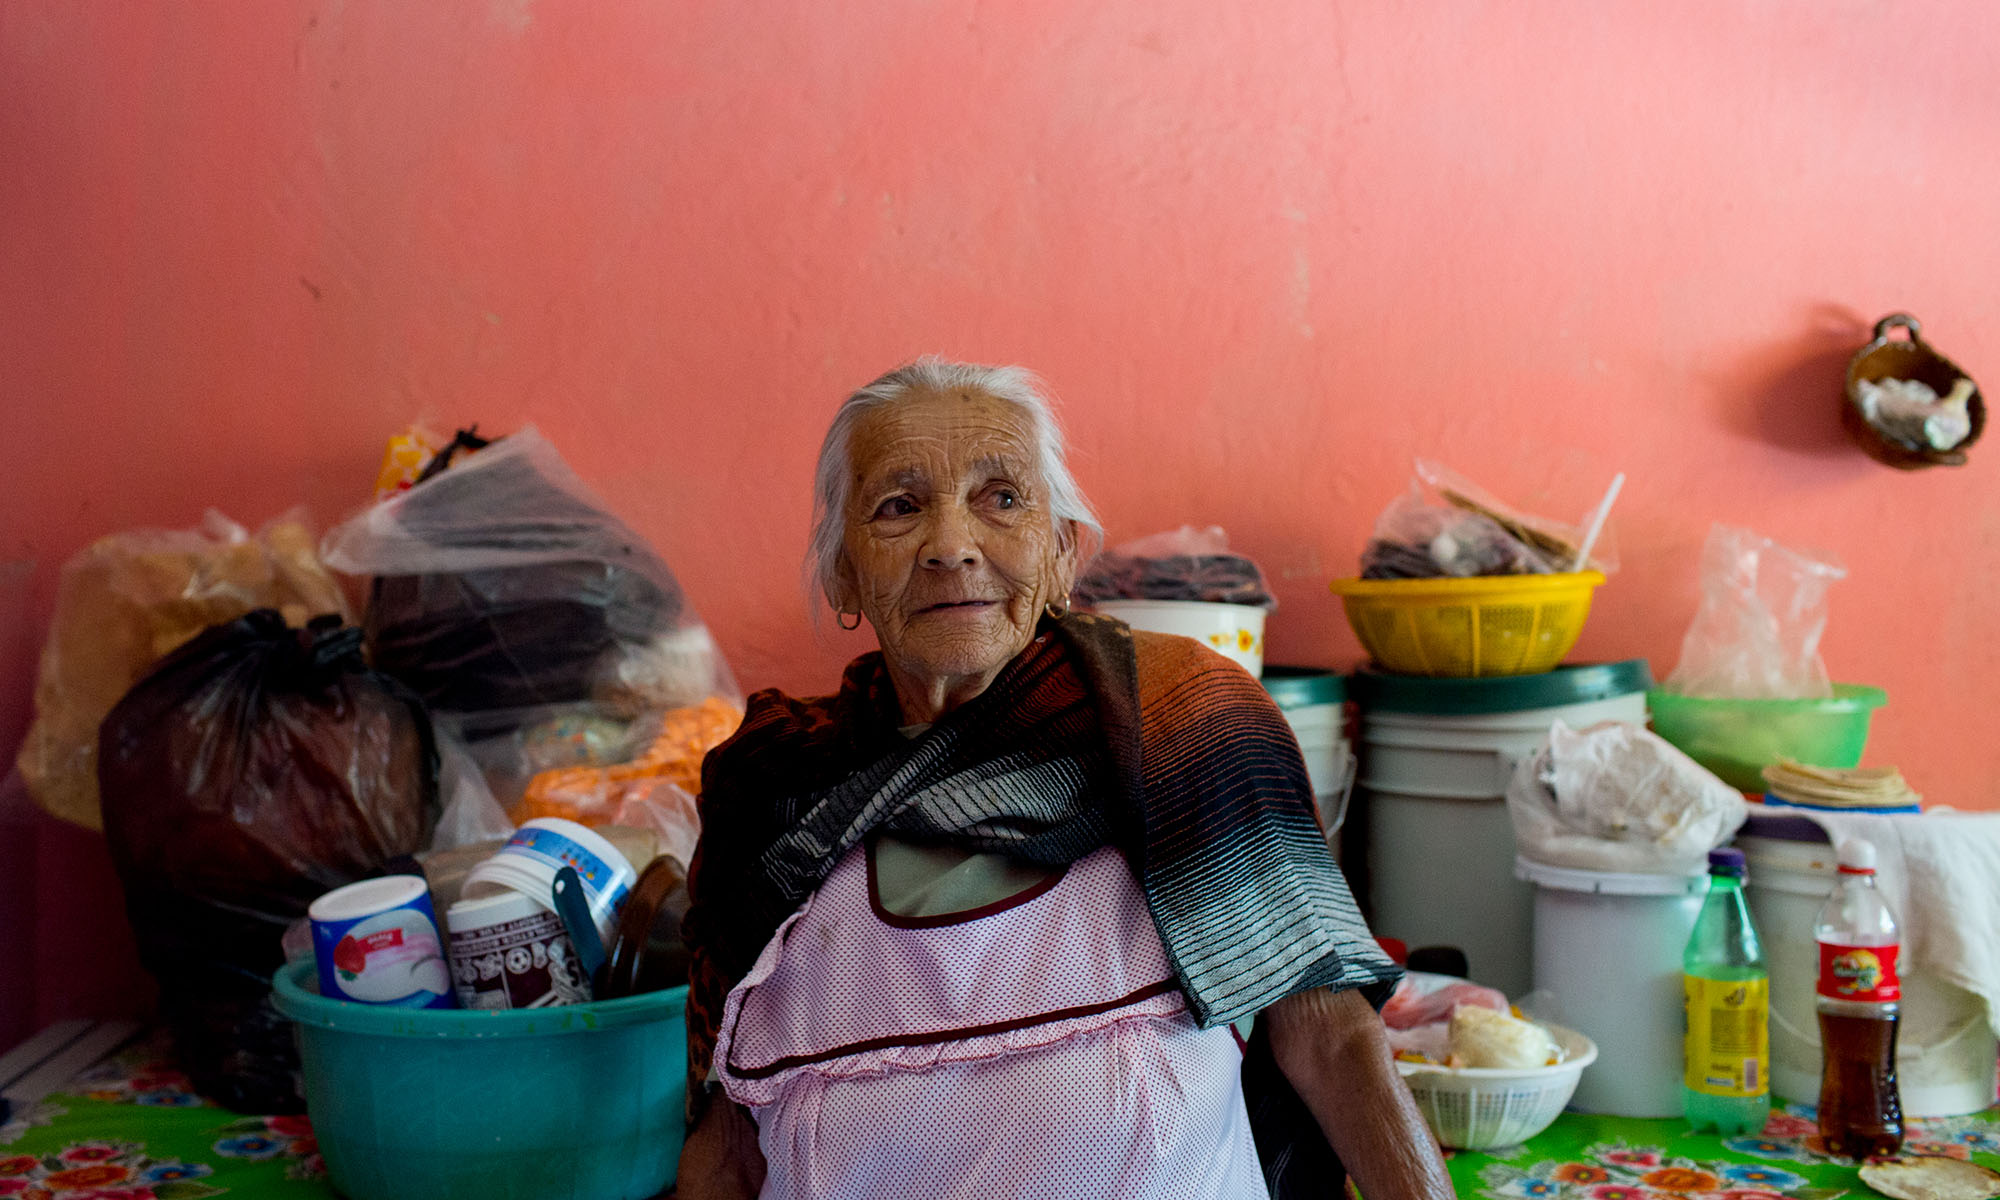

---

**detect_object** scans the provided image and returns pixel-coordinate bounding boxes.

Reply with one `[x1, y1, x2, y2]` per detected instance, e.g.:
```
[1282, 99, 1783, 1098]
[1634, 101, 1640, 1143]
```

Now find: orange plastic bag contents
[517, 696, 742, 828]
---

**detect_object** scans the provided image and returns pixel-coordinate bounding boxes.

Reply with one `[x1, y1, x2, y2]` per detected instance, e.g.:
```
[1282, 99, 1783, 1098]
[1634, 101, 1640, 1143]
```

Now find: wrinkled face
[833, 387, 1077, 710]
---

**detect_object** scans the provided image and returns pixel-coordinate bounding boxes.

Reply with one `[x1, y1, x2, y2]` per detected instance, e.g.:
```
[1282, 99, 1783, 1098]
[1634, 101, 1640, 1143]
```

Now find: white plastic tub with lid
[1352, 661, 1653, 999]
[1738, 830, 1998, 1116]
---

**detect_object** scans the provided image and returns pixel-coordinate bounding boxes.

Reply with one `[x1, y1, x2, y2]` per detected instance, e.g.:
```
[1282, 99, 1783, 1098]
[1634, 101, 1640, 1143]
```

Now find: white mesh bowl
[1396, 1024, 1598, 1150]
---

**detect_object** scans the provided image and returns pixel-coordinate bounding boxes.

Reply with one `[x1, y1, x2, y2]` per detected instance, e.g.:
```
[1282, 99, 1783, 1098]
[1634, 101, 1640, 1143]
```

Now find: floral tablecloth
[1450, 1103, 2000, 1200]
[6, 1035, 1996, 1200]
[0, 1033, 329, 1200]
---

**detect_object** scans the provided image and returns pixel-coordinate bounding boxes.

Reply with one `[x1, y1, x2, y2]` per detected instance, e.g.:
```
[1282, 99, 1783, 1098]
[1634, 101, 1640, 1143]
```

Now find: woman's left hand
[1266, 986, 1455, 1200]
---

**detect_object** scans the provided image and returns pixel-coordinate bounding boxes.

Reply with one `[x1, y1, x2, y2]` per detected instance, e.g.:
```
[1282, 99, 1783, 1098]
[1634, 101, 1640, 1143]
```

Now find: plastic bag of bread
[16, 511, 349, 830]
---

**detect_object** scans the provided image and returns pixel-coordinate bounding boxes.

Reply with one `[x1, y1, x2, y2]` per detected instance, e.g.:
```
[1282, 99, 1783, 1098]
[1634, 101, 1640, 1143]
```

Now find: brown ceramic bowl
[1843, 312, 1985, 469]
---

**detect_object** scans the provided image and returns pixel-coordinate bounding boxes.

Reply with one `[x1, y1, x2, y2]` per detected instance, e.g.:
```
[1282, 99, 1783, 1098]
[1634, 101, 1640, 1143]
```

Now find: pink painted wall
[4, 2, 1997, 1040]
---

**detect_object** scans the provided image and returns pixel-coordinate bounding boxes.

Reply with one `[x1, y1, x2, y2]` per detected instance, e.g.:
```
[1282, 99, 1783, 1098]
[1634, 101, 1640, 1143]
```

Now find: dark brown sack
[99, 609, 437, 1112]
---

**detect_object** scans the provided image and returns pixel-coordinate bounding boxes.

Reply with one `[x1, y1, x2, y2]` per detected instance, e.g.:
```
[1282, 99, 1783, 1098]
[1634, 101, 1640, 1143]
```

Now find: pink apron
[712, 843, 1269, 1199]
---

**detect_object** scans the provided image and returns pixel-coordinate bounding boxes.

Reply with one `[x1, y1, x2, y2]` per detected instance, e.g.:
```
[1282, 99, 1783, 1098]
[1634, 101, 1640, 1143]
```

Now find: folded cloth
[1744, 804, 2000, 1037]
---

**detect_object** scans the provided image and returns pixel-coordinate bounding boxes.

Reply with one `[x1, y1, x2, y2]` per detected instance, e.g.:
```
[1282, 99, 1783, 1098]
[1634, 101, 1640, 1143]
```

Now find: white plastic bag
[1507, 720, 1748, 874]
[1664, 524, 1844, 700]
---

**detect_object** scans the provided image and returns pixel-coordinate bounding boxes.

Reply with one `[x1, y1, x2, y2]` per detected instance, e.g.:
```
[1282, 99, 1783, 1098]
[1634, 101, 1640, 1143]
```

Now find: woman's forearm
[677, 1096, 767, 1200]
[1266, 987, 1455, 1200]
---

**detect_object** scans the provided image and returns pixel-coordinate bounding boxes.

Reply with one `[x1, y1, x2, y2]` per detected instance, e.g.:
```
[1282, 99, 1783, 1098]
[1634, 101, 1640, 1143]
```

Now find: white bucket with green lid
[1352, 661, 1653, 999]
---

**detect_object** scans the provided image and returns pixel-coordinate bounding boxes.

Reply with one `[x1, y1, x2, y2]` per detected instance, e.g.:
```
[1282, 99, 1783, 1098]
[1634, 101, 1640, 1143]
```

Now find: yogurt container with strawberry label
[309, 875, 455, 1008]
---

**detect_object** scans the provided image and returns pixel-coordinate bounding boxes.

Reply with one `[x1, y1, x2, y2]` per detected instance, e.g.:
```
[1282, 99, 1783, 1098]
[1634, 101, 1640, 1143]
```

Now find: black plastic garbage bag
[98, 609, 438, 1112]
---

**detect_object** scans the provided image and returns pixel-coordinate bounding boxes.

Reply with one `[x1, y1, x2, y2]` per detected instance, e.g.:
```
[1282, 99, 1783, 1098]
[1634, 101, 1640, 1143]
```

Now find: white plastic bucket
[1358, 687, 1648, 999]
[1092, 600, 1266, 677]
[1738, 835, 1998, 1116]
[1515, 858, 1707, 1117]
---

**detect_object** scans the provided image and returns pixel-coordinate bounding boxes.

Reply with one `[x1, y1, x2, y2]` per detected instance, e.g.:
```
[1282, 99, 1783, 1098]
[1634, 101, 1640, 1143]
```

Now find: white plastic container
[463, 817, 637, 947]
[1092, 600, 1266, 677]
[1353, 662, 1652, 999]
[1739, 833, 1999, 1116]
[1515, 858, 1707, 1117]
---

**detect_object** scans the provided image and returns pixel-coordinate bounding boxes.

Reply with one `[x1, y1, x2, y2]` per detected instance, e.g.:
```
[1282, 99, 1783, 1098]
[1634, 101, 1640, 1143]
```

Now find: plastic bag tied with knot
[98, 609, 439, 1112]
[1664, 523, 1845, 700]
[1507, 719, 1748, 875]
[321, 426, 741, 821]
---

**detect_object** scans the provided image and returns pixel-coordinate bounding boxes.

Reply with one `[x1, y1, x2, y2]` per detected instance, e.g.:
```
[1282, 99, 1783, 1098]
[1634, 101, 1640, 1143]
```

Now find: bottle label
[1818, 942, 1900, 1003]
[1683, 975, 1769, 1097]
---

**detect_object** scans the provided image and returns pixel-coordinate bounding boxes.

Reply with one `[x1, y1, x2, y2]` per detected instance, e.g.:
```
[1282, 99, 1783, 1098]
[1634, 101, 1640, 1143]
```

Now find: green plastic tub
[272, 960, 688, 1200]
[1646, 683, 1887, 792]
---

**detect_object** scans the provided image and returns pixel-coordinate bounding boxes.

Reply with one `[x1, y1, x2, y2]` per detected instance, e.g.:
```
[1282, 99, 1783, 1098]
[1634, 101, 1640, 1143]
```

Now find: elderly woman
[679, 359, 1451, 1200]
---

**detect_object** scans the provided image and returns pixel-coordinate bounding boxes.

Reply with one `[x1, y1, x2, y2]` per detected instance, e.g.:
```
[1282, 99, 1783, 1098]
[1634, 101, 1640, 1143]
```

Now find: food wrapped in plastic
[16, 511, 349, 830]
[1073, 525, 1275, 608]
[98, 610, 438, 1111]
[1359, 460, 1619, 580]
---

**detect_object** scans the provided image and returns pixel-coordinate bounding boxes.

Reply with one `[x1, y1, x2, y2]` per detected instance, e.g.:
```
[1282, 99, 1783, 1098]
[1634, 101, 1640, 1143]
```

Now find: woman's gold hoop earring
[1045, 593, 1071, 620]
[836, 610, 862, 631]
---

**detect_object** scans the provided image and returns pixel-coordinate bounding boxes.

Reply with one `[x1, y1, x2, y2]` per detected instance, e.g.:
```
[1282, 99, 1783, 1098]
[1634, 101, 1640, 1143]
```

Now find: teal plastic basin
[272, 960, 687, 1200]
[1646, 683, 1887, 792]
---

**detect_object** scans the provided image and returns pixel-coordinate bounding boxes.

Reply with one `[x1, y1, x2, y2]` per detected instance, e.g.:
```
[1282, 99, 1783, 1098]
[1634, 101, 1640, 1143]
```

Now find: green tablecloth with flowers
[1448, 1101, 2000, 1200]
[0, 1033, 327, 1200]
[6, 1034, 1996, 1199]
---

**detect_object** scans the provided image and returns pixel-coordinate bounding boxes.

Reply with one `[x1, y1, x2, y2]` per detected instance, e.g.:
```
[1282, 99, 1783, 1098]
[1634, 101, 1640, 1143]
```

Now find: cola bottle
[1814, 838, 1903, 1158]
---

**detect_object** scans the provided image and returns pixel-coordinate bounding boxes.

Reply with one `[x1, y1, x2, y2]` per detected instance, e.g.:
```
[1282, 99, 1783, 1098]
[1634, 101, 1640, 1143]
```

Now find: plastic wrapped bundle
[1073, 525, 1276, 608]
[323, 428, 739, 808]
[98, 610, 438, 1111]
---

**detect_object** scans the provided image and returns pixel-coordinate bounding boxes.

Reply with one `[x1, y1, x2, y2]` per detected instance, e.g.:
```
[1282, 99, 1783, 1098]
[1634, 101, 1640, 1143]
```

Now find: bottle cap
[1707, 847, 1746, 876]
[1836, 838, 1878, 874]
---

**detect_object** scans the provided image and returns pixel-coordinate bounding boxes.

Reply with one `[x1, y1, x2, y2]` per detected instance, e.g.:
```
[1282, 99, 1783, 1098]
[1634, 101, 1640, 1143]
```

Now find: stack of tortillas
[1860, 1158, 2000, 1200]
[1761, 759, 1921, 810]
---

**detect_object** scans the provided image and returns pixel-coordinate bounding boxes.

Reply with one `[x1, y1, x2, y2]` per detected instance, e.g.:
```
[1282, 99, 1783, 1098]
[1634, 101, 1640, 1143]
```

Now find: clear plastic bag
[322, 426, 739, 715]
[322, 427, 740, 808]
[16, 511, 350, 830]
[1506, 719, 1748, 874]
[97, 609, 438, 1111]
[1360, 461, 1620, 579]
[1073, 525, 1276, 608]
[1663, 524, 1845, 700]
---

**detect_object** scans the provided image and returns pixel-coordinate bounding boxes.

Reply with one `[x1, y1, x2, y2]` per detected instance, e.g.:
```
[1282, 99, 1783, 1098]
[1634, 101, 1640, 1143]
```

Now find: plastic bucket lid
[1261, 666, 1345, 709]
[1350, 659, 1653, 715]
[1515, 857, 1708, 896]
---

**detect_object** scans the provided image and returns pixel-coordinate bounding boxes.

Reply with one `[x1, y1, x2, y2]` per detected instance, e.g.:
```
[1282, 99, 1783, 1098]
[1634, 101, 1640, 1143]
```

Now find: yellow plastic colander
[1328, 572, 1604, 677]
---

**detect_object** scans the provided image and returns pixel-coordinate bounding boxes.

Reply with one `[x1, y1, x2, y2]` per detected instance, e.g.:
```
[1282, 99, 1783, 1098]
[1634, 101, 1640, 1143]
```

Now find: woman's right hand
[677, 1098, 767, 1200]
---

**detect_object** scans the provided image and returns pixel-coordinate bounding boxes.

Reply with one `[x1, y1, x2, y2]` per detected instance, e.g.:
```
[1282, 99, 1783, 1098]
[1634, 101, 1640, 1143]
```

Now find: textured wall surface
[3, 1, 1997, 1035]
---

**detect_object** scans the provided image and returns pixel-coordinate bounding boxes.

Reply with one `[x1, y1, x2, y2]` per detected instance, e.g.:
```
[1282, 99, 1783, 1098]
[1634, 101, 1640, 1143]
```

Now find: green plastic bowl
[272, 960, 687, 1200]
[1646, 683, 1888, 792]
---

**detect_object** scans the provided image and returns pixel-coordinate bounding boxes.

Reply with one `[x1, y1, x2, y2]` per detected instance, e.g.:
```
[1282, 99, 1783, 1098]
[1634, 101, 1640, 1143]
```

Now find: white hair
[806, 357, 1103, 610]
